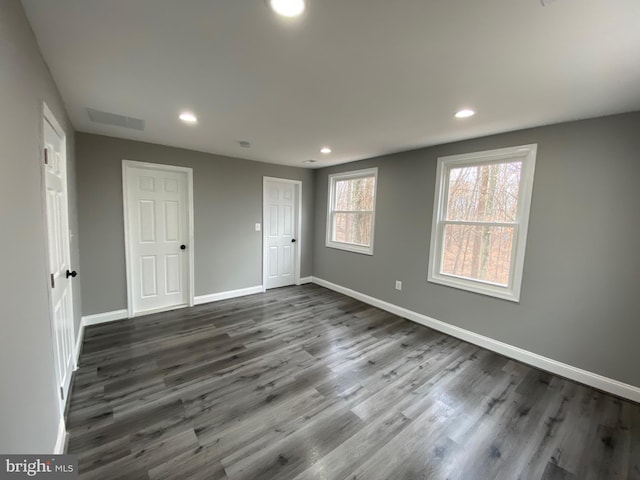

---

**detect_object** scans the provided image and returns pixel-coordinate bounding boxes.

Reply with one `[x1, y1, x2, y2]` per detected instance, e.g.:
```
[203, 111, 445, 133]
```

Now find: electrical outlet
[255, 223, 261, 231]
[395, 280, 402, 291]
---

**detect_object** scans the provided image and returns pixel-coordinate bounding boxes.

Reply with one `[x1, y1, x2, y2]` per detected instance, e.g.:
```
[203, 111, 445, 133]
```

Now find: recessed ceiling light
[320, 147, 332, 154]
[454, 109, 475, 119]
[268, 0, 306, 18]
[179, 112, 198, 124]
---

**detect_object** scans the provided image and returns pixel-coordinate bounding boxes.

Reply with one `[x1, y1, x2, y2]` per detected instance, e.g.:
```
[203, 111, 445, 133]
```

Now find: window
[428, 145, 537, 302]
[326, 168, 378, 255]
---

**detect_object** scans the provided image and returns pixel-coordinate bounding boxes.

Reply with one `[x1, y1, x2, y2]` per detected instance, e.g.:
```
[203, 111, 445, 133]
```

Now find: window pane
[446, 161, 522, 222]
[334, 176, 376, 211]
[441, 224, 515, 286]
[332, 212, 372, 246]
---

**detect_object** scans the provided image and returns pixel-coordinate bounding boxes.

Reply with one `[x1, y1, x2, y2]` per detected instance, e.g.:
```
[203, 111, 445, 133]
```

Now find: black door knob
[180, 244, 186, 250]
[66, 270, 77, 278]
[291, 239, 297, 243]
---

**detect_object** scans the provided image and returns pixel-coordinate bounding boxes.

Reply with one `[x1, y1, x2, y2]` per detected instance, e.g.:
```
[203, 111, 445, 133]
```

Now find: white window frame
[428, 144, 537, 302]
[326, 167, 378, 255]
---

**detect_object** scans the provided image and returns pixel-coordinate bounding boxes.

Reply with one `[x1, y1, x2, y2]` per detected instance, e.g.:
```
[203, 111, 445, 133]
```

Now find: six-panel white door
[43, 110, 75, 414]
[124, 163, 191, 315]
[264, 180, 297, 289]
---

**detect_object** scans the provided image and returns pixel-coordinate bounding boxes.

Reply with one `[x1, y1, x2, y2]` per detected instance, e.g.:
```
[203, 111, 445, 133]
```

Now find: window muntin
[428, 145, 536, 301]
[326, 168, 378, 254]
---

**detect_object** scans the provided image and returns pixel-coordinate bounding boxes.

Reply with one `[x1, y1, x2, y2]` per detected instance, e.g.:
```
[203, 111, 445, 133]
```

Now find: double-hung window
[326, 168, 378, 255]
[428, 145, 537, 301]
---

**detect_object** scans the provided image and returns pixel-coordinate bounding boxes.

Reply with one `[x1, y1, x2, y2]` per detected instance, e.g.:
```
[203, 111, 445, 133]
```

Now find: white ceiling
[21, 0, 640, 168]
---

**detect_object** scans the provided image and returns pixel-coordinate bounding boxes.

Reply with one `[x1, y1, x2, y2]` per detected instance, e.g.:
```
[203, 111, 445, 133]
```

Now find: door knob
[291, 239, 297, 243]
[180, 244, 186, 250]
[66, 270, 77, 278]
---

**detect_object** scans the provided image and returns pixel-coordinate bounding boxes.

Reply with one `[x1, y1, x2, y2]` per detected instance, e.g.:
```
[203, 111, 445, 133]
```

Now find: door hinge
[50, 273, 55, 289]
[44, 148, 49, 165]
[59, 386, 64, 400]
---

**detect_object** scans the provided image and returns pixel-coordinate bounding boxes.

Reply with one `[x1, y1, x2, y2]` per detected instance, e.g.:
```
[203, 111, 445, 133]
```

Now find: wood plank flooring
[67, 284, 640, 479]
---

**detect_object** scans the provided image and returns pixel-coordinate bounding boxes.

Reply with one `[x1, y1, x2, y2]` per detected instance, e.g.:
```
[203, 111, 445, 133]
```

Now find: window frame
[427, 144, 537, 302]
[326, 167, 379, 255]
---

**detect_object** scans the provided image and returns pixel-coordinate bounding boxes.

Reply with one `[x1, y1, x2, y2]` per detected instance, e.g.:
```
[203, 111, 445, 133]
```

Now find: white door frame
[122, 160, 195, 317]
[40, 102, 76, 415]
[262, 177, 302, 290]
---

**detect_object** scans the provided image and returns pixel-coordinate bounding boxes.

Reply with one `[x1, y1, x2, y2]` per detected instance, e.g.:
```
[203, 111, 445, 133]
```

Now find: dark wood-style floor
[67, 284, 640, 480]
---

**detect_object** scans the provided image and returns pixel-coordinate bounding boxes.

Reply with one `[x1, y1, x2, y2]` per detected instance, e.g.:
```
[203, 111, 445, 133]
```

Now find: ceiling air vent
[87, 108, 145, 131]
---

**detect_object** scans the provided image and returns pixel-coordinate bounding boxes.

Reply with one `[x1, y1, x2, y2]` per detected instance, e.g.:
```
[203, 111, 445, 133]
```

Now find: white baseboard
[298, 276, 313, 285]
[53, 417, 67, 454]
[81, 309, 128, 326]
[194, 285, 264, 305]
[311, 276, 640, 403]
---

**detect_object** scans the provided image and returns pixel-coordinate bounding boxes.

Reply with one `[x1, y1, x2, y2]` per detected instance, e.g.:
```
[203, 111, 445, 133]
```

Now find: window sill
[427, 273, 520, 302]
[325, 241, 374, 256]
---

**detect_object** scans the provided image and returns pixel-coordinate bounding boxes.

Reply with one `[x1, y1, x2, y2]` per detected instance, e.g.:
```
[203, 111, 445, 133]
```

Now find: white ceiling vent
[87, 108, 145, 131]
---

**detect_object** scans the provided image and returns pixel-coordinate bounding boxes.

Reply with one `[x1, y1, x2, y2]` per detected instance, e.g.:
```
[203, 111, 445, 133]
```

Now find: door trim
[122, 160, 195, 317]
[40, 102, 76, 416]
[262, 177, 302, 290]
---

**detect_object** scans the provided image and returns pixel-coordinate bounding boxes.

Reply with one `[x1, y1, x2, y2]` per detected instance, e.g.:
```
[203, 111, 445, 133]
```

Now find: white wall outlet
[395, 280, 402, 291]
[255, 223, 261, 231]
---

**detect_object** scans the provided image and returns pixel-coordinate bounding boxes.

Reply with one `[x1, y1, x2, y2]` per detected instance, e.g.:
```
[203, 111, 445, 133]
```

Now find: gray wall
[313, 112, 640, 388]
[76, 133, 314, 315]
[0, 0, 81, 452]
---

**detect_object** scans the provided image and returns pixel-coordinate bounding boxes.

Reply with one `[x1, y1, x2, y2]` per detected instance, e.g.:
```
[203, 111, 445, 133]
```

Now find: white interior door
[264, 178, 300, 289]
[43, 106, 75, 414]
[123, 161, 193, 316]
